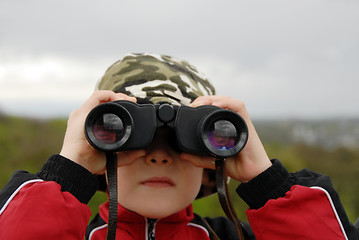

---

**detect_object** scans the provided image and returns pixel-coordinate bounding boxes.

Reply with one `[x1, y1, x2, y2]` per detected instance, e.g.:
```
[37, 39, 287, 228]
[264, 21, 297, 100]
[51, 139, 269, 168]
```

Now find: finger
[212, 98, 247, 116]
[77, 91, 136, 117]
[199, 96, 250, 122]
[117, 149, 146, 167]
[114, 93, 137, 103]
[192, 96, 243, 111]
[86, 91, 122, 107]
[190, 96, 234, 110]
[189, 96, 213, 107]
[180, 152, 215, 170]
[88, 90, 117, 104]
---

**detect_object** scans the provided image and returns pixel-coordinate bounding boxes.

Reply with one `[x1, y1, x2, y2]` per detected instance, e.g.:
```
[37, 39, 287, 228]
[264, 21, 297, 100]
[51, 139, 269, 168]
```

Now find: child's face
[115, 128, 204, 219]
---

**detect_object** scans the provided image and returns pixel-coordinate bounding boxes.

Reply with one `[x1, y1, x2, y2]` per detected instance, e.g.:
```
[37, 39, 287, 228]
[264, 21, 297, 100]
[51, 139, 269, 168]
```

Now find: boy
[0, 53, 358, 239]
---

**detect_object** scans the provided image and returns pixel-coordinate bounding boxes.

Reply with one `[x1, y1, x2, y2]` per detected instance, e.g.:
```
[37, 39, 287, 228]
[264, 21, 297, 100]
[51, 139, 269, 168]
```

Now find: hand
[60, 90, 145, 175]
[180, 96, 272, 182]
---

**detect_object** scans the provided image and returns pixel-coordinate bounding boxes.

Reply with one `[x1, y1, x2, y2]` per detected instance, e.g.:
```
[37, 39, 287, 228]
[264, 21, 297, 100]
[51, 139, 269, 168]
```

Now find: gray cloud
[0, 0, 358, 119]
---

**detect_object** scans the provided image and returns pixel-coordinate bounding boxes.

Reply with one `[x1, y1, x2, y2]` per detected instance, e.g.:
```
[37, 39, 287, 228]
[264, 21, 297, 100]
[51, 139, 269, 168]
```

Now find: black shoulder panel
[86, 213, 107, 239]
[191, 213, 256, 240]
[0, 170, 40, 209]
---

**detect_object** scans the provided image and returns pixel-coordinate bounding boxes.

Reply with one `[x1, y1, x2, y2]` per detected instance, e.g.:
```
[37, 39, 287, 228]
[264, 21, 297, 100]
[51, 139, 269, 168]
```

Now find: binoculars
[85, 100, 248, 158]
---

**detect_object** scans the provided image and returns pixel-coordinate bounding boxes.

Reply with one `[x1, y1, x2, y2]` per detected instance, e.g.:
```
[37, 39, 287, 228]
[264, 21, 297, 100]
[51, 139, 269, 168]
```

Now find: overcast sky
[0, 0, 358, 119]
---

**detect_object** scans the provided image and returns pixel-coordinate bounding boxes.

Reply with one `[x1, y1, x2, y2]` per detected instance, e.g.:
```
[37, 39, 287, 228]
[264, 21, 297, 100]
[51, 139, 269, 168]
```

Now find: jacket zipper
[147, 218, 157, 240]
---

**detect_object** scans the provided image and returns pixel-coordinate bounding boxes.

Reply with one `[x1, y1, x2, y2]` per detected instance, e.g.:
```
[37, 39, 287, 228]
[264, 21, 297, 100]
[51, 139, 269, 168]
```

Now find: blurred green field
[1, 114, 358, 223]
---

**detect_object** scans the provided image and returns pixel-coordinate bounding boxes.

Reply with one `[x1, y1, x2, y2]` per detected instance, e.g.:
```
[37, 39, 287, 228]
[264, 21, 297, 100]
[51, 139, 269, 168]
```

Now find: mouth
[141, 177, 175, 188]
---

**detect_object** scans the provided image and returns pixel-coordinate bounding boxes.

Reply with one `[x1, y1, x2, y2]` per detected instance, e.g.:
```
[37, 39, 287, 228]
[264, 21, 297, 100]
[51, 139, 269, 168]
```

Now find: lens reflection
[207, 120, 238, 150]
[93, 113, 124, 144]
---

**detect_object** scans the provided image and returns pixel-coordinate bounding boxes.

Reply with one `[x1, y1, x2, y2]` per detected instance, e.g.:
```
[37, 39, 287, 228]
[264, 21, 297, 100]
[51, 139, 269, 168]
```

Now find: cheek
[115, 166, 139, 199]
[179, 163, 204, 198]
[116, 165, 137, 183]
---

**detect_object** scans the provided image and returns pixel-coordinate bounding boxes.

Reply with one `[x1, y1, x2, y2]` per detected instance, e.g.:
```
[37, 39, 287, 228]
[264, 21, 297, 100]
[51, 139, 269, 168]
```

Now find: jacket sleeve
[0, 154, 99, 240]
[237, 159, 359, 240]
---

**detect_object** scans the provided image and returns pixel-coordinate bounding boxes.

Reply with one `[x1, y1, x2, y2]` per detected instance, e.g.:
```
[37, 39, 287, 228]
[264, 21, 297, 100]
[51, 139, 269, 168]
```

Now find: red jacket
[0, 155, 358, 239]
[88, 202, 211, 239]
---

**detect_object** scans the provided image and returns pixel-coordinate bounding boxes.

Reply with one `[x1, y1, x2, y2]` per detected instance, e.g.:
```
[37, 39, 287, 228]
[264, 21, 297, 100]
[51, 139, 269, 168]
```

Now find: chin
[133, 198, 192, 219]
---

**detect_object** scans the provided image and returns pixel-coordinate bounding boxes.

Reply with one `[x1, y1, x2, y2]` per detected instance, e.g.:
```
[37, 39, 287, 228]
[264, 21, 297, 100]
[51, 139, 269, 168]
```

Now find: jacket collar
[99, 201, 195, 239]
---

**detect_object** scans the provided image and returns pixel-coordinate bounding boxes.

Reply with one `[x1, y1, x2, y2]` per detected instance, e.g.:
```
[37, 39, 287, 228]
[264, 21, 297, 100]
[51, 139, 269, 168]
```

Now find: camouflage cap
[97, 53, 217, 198]
[97, 53, 216, 105]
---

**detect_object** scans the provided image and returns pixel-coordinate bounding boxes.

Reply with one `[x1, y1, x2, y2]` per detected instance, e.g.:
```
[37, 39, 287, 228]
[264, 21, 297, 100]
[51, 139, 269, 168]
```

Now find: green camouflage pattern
[97, 53, 216, 105]
[97, 53, 217, 198]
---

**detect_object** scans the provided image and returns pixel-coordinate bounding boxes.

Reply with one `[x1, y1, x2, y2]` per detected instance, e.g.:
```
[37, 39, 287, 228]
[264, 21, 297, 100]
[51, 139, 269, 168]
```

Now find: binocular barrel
[85, 100, 248, 158]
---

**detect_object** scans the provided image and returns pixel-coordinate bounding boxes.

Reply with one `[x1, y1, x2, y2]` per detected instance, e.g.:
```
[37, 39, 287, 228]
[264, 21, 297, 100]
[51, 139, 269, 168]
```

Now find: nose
[144, 145, 173, 166]
[144, 130, 174, 166]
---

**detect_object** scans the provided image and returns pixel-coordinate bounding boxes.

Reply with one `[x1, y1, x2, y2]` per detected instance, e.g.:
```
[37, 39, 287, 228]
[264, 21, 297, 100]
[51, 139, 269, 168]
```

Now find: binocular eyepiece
[85, 101, 248, 158]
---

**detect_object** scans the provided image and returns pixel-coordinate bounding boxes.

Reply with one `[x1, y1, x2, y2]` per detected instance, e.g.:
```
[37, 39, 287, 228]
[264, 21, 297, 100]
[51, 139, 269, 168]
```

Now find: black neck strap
[215, 158, 247, 240]
[106, 152, 118, 240]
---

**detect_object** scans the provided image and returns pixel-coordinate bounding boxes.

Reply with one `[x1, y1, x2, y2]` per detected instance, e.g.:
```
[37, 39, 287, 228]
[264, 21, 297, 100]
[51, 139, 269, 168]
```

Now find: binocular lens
[92, 113, 124, 144]
[207, 120, 238, 150]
